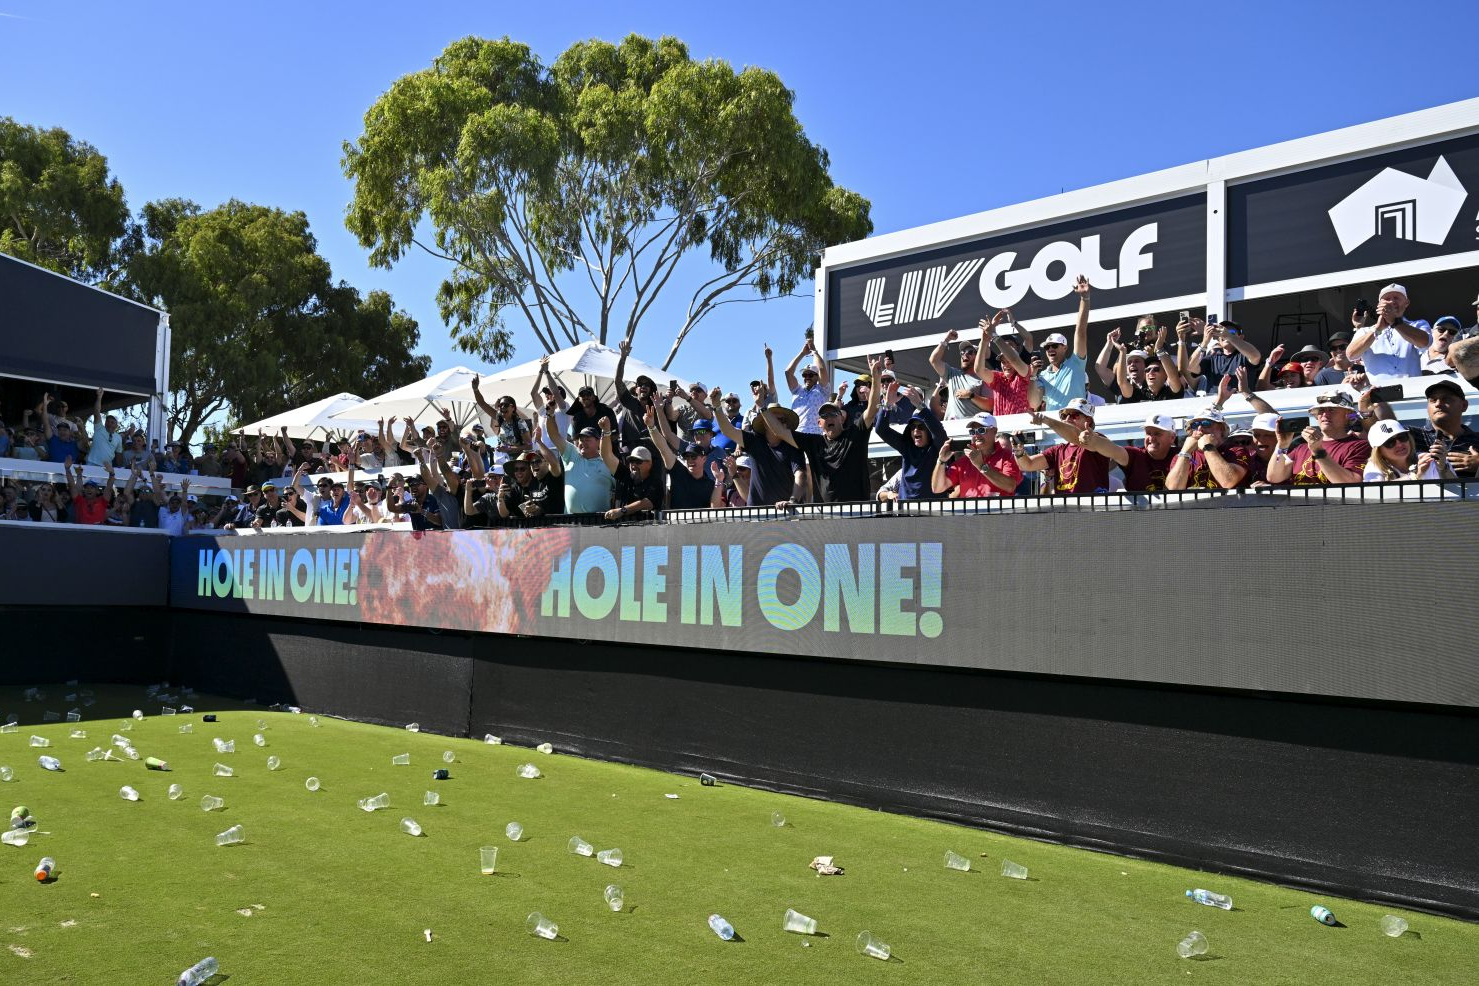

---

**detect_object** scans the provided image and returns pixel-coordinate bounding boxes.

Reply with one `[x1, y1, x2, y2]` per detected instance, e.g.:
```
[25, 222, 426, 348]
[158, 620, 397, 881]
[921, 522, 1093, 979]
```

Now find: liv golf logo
[1327, 156, 1468, 255]
[860, 224, 1158, 329]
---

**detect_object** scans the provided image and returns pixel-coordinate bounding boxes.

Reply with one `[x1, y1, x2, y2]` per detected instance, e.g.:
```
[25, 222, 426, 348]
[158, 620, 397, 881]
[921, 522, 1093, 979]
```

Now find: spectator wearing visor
[1166, 407, 1252, 490]
[650, 405, 720, 510]
[545, 410, 617, 515]
[932, 412, 1021, 498]
[1014, 398, 1113, 494]
[1345, 283, 1429, 382]
[1076, 412, 1180, 492]
[1265, 391, 1371, 486]
[770, 355, 881, 504]
[1035, 275, 1093, 411]
[974, 311, 1041, 416]
[874, 386, 949, 500]
[1423, 317, 1463, 375]
[1362, 419, 1441, 482]
[783, 336, 831, 435]
[929, 328, 988, 420]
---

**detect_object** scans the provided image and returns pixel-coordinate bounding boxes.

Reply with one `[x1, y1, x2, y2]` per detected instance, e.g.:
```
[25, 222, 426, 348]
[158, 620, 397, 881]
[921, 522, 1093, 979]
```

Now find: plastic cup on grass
[267, 756, 281, 771]
[119, 785, 140, 801]
[305, 777, 320, 792]
[392, 753, 410, 766]
[517, 763, 541, 779]
[480, 846, 498, 875]
[567, 836, 593, 857]
[536, 743, 553, 754]
[200, 795, 224, 812]
[771, 811, 786, 827]
[783, 908, 818, 935]
[253, 734, 266, 747]
[1001, 860, 1028, 879]
[400, 817, 423, 837]
[216, 824, 245, 847]
[944, 850, 971, 871]
[168, 783, 183, 800]
[0, 766, 10, 782]
[526, 912, 558, 940]
[604, 885, 624, 911]
[505, 821, 523, 841]
[1380, 915, 1408, 937]
[442, 750, 455, 763]
[1177, 930, 1208, 958]
[213, 763, 233, 777]
[406, 723, 420, 732]
[856, 930, 890, 960]
[597, 848, 623, 867]
[424, 790, 439, 806]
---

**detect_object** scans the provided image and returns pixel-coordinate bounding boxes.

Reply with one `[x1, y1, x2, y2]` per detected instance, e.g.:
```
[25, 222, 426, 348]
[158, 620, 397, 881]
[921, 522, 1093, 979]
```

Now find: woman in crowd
[1363, 419, 1446, 482]
[28, 482, 67, 523]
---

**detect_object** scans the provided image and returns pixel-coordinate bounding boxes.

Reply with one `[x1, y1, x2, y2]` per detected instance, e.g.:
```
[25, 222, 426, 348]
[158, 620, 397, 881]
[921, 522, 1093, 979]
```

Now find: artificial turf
[0, 685, 1471, 985]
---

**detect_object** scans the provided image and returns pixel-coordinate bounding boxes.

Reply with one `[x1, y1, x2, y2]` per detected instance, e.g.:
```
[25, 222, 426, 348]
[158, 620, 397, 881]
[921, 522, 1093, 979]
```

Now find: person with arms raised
[1035, 276, 1093, 411]
[974, 310, 1041, 416]
[874, 384, 948, 500]
[1012, 399, 1114, 494]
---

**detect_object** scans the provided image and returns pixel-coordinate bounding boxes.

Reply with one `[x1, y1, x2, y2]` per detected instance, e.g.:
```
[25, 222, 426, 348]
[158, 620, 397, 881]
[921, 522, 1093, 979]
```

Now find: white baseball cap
[1143, 413, 1176, 434]
[1378, 283, 1408, 299]
[1367, 419, 1411, 447]
[1126, 349, 1150, 362]
[1250, 412, 1282, 434]
[1043, 333, 1069, 347]
[1059, 398, 1096, 420]
[968, 412, 998, 430]
[734, 455, 755, 470]
[1191, 405, 1226, 425]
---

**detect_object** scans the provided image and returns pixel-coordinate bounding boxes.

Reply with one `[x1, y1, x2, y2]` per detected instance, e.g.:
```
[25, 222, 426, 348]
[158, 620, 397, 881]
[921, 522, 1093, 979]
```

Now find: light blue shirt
[1037, 353, 1088, 411]
[87, 420, 123, 467]
[561, 444, 614, 514]
[1360, 323, 1427, 383]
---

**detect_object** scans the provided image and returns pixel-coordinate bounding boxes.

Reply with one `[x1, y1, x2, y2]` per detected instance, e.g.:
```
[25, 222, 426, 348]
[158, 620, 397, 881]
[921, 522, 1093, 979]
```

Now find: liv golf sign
[828, 194, 1206, 350]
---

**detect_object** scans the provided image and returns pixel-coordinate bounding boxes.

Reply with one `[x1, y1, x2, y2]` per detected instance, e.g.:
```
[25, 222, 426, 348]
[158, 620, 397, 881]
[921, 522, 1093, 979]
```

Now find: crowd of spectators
[4, 282, 1479, 531]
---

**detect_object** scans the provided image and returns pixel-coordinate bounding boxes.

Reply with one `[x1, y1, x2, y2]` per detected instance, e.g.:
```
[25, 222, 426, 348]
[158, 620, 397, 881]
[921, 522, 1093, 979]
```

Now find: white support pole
[150, 312, 171, 447]
[1204, 180, 1227, 320]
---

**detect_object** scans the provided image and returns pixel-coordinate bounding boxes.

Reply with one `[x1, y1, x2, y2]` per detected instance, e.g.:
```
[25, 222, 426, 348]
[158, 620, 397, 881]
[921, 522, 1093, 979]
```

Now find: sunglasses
[1382, 435, 1411, 449]
[966, 427, 988, 436]
[1190, 419, 1218, 429]
[1043, 343, 1064, 351]
[735, 466, 751, 473]
[1226, 437, 1255, 447]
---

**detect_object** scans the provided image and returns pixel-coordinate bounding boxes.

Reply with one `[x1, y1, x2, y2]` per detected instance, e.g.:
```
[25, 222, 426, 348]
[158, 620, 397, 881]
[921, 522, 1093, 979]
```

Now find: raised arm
[709, 387, 744, 447]
[531, 355, 553, 408]
[649, 404, 678, 470]
[784, 340, 807, 392]
[1095, 327, 1120, 388]
[928, 329, 957, 380]
[468, 374, 500, 422]
[1071, 276, 1091, 360]
[598, 416, 618, 474]
[93, 387, 104, 427]
[278, 426, 297, 462]
[863, 355, 882, 424]
[1113, 335, 1135, 399]
[1080, 428, 1131, 468]
[756, 406, 797, 449]
[38, 393, 54, 441]
[764, 343, 777, 406]
[64, 457, 80, 498]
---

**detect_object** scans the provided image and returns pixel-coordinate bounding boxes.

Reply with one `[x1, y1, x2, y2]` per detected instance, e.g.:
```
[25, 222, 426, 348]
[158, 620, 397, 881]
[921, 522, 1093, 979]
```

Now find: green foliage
[120, 199, 430, 447]
[343, 34, 872, 369]
[0, 116, 130, 280]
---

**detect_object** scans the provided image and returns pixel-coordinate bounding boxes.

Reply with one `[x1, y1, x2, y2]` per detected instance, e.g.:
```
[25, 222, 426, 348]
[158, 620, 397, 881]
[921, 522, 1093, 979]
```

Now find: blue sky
[3, 0, 1475, 400]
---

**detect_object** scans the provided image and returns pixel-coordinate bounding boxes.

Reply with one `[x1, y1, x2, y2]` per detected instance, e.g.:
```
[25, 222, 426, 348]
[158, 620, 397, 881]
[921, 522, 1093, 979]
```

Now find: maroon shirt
[1121, 446, 1176, 492]
[1043, 442, 1112, 494]
[1286, 435, 1371, 486]
[1185, 441, 1254, 489]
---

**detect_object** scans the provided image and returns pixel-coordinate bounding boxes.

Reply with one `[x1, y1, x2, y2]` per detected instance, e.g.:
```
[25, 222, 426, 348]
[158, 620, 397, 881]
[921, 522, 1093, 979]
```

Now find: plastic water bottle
[177, 956, 218, 985]
[1186, 889, 1232, 910]
[34, 856, 55, 881]
[1311, 905, 1336, 926]
[38, 756, 61, 771]
[707, 914, 735, 940]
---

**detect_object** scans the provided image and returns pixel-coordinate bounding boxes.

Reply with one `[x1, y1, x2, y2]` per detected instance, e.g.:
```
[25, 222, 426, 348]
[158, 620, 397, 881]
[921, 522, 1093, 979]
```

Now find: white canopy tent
[438, 341, 696, 412]
[326, 366, 487, 432]
[231, 393, 380, 440]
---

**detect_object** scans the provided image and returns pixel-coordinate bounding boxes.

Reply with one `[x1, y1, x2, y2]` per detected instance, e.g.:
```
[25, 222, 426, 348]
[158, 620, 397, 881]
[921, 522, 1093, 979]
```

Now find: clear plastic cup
[400, 817, 423, 837]
[257, 719, 268, 730]
[944, 850, 971, 871]
[201, 795, 225, 812]
[213, 763, 233, 777]
[1380, 915, 1409, 937]
[1177, 930, 1208, 958]
[359, 792, 389, 811]
[68, 730, 87, 740]
[168, 783, 184, 800]
[783, 908, 818, 934]
[1001, 860, 1029, 879]
[1, 829, 29, 847]
[480, 846, 498, 875]
[443, 750, 455, 763]
[505, 821, 523, 841]
[771, 811, 786, 827]
[567, 836, 593, 856]
[406, 723, 420, 732]
[856, 930, 891, 960]
[267, 756, 281, 770]
[517, 763, 541, 779]
[392, 753, 410, 766]
[309, 716, 319, 727]
[526, 912, 558, 940]
[119, 785, 140, 801]
[179, 723, 193, 734]
[253, 734, 266, 747]
[604, 884, 624, 911]
[216, 824, 245, 847]
[424, 790, 440, 806]
[536, 742, 554, 754]
[597, 848, 623, 867]
[484, 734, 502, 744]
[212, 738, 234, 754]
[0, 766, 11, 782]
[305, 777, 320, 792]
[29, 736, 50, 748]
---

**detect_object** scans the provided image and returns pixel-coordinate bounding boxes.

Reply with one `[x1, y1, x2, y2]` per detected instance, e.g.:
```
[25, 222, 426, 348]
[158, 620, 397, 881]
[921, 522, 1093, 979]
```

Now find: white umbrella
[327, 366, 487, 431]
[232, 393, 378, 440]
[440, 341, 696, 411]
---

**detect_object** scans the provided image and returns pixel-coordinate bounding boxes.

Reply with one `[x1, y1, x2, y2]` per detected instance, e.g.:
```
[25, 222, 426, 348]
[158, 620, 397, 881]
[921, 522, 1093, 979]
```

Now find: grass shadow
[1190, 953, 1224, 962]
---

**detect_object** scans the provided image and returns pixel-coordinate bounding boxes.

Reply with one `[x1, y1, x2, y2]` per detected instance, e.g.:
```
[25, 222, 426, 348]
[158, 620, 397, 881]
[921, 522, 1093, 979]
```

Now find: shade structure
[437, 341, 696, 413]
[326, 366, 487, 432]
[232, 393, 378, 440]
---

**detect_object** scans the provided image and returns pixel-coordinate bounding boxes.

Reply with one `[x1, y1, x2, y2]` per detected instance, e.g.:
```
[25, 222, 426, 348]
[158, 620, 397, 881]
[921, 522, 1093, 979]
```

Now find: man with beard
[1166, 406, 1252, 490]
[765, 356, 882, 503]
[567, 384, 620, 439]
[932, 412, 1021, 498]
[613, 339, 660, 453]
[712, 396, 809, 506]
[650, 404, 721, 510]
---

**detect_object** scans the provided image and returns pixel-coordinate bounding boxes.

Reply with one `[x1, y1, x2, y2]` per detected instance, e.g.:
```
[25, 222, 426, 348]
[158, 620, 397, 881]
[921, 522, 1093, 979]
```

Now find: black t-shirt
[530, 472, 564, 515]
[465, 492, 501, 528]
[614, 462, 666, 516]
[741, 429, 805, 505]
[667, 462, 716, 509]
[568, 400, 619, 440]
[1202, 350, 1250, 388]
[796, 422, 871, 503]
[1117, 383, 1178, 404]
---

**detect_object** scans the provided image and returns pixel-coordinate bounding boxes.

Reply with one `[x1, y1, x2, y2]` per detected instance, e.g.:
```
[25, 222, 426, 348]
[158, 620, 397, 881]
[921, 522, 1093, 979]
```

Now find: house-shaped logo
[1327, 156, 1467, 255]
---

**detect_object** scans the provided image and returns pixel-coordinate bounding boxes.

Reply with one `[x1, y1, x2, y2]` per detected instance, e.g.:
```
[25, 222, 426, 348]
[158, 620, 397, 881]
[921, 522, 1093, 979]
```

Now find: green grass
[0, 684, 1471, 985]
